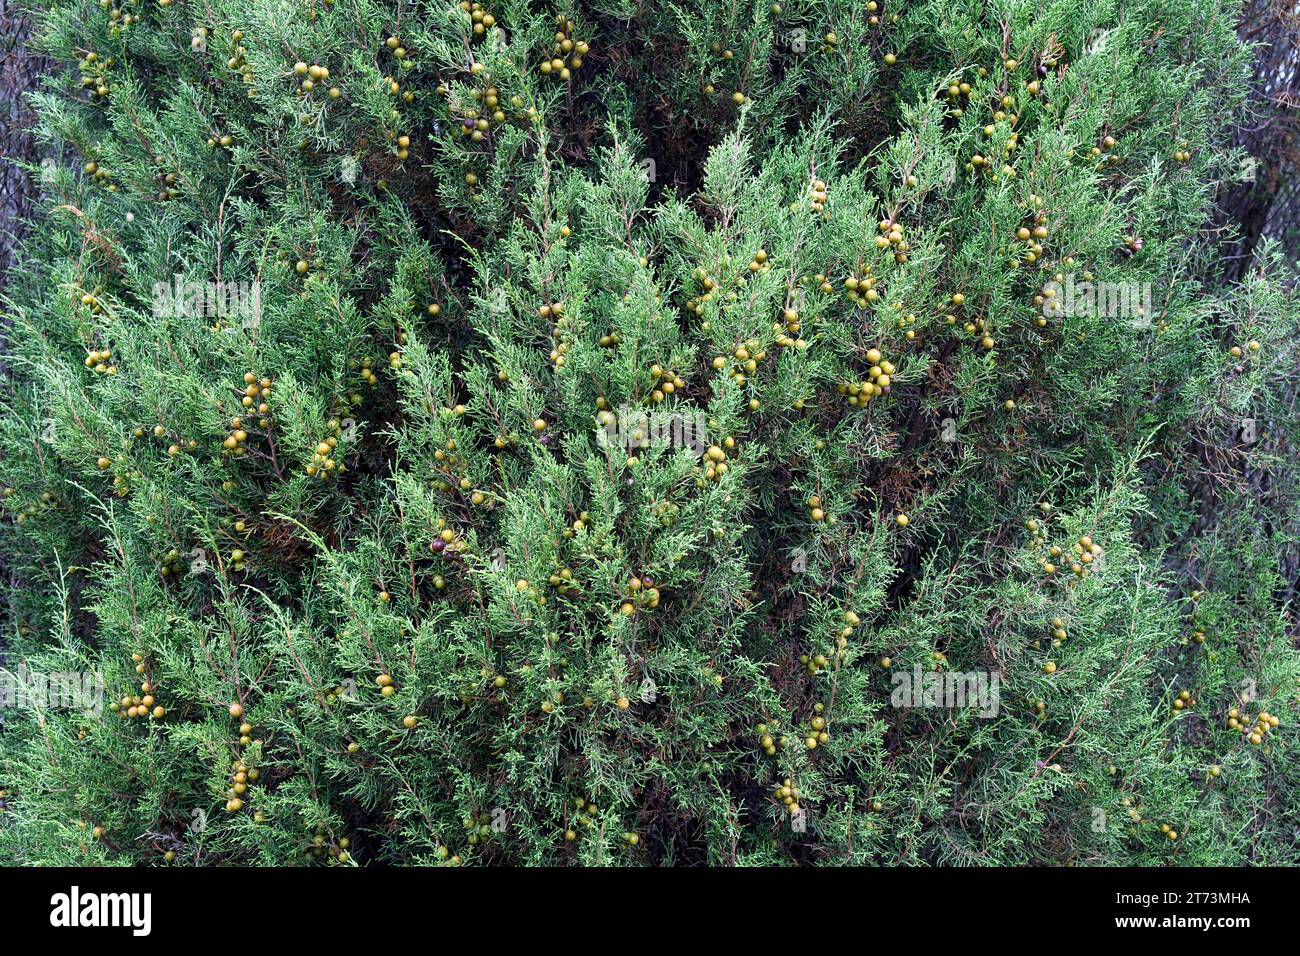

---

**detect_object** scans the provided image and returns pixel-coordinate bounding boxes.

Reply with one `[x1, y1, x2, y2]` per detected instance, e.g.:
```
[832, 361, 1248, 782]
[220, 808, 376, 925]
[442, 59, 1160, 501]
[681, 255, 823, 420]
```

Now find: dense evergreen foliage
[1, 0, 1297, 865]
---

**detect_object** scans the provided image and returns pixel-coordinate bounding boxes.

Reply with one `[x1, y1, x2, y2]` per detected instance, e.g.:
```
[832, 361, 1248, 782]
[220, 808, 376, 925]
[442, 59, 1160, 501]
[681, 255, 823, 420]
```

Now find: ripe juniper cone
[0, 0, 1297, 867]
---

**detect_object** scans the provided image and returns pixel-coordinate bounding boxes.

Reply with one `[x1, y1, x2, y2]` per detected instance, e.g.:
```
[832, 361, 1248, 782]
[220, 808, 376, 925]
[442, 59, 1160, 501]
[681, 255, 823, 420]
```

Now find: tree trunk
[1212, 0, 1300, 280]
[1, 0, 52, 294]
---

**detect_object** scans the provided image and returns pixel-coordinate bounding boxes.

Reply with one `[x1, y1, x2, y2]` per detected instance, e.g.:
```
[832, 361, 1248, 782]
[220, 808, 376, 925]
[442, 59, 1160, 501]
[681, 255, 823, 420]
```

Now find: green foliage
[1, 0, 1297, 866]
